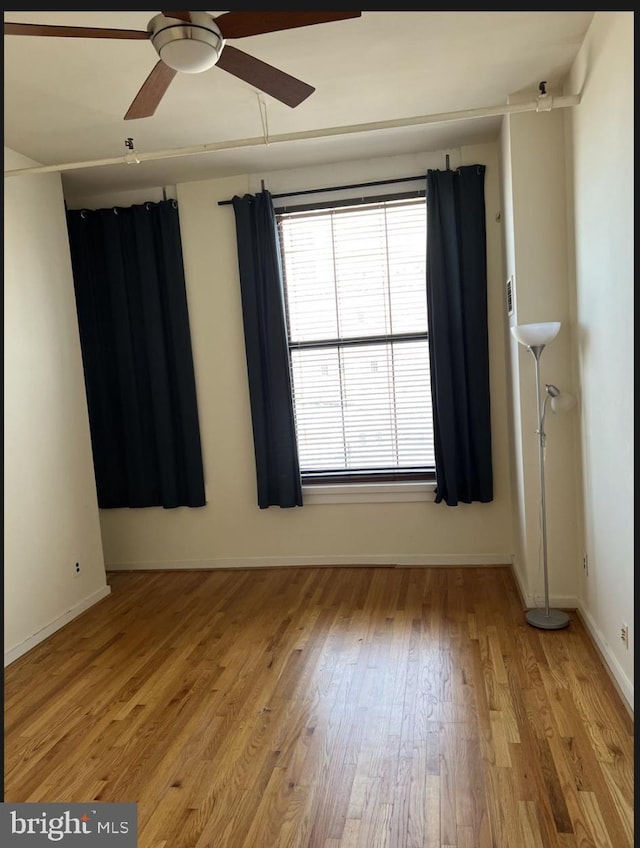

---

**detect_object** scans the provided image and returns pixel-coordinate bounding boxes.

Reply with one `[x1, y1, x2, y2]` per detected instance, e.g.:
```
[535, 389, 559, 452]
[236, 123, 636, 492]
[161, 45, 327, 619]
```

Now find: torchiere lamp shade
[511, 321, 561, 347]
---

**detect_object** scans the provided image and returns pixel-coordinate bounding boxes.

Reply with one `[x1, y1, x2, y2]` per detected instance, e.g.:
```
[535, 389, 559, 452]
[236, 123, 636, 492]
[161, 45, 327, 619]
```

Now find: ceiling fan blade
[124, 61, 178, 120]
[160, 12, 192, 23]
[3, 22, 149, 39]
[216, 45, 314, 108]
[215, 11, 361, 40]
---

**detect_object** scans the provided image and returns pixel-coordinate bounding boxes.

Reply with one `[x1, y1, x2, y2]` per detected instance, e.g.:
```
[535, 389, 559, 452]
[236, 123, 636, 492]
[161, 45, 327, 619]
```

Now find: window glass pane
[279, 197, 433, 475]
[289, 348, 346, 469]
[280, 200, 427, 343]
[279, 216, 338, 341]
[333, 207, 391, 337]
[386, 205, 428, 333]
[290, 340, 434, 471]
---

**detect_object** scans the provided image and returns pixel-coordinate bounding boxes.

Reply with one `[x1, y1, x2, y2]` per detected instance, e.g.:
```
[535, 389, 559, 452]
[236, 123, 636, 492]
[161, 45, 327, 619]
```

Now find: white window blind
[277, 197, 434, 478]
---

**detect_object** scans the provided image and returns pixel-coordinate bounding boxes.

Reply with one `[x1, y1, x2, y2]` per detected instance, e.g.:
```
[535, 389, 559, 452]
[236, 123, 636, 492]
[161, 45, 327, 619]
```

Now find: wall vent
[506, 276, 514, 317]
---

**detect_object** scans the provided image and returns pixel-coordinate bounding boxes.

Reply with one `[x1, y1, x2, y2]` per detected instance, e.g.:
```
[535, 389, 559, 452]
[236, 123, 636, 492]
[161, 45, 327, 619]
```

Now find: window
[277, 196, 435, 485]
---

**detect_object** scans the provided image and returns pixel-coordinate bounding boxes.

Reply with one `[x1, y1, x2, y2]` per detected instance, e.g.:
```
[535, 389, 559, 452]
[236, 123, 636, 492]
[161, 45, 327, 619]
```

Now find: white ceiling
[4, 11, 594, 201]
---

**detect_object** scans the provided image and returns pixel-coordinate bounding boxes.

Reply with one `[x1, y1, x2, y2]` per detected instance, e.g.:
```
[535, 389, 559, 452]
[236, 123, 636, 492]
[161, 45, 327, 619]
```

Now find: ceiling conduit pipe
[3, 92, 580, 178]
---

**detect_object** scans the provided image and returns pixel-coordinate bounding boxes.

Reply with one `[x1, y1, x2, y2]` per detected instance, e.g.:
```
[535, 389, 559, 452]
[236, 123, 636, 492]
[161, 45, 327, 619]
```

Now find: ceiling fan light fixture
[148, 13, 224, 74]
[159, 37, 221, 73]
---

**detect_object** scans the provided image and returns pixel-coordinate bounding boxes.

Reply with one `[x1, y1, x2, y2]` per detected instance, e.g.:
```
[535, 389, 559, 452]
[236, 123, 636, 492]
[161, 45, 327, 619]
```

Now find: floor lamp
[511, 321, 573, 630]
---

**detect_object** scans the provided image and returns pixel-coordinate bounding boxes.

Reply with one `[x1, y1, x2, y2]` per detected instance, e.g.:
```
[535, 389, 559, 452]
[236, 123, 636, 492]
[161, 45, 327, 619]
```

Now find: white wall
[4, 148, 110, 665]
[564, 12, 634, 707]
[95, 144, 515, 570]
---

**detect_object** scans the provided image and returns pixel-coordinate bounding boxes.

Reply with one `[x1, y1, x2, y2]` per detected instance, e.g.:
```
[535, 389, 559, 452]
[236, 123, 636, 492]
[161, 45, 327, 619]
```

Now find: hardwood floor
[4, 566, 634, 848]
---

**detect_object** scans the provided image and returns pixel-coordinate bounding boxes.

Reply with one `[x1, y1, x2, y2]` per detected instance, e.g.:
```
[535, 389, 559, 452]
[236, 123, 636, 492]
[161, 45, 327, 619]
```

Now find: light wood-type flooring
[4, 566, 634, 848]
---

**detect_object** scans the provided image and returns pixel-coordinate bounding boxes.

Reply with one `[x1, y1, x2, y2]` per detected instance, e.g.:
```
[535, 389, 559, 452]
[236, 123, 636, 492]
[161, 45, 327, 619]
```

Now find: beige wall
[98, 144, 514, 569]
[501, 107, 580, 607]
[564, 12, 634, 706]
[4, 148, 109, 665]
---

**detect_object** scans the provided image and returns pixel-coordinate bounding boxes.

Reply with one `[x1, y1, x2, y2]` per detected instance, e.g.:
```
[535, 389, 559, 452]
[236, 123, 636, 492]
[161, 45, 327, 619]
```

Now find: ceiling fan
[4, 11, 362, 120]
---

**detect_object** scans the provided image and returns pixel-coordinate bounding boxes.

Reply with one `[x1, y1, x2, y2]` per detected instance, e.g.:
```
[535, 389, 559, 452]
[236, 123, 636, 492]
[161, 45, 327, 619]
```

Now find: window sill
[302, 481, 436, 504]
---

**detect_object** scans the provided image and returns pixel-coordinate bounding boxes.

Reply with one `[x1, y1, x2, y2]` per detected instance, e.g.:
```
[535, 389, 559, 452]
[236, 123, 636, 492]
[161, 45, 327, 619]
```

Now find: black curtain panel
[426, 165, 493, 506]
[232, 190, 303, 509]
[66, 199, 206, 509]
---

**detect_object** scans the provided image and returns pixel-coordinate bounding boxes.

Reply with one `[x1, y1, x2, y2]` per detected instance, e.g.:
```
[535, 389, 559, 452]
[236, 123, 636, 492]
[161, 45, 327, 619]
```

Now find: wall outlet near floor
[74, 561, 81, 577]
[620, 623, 629, 647]
[582, 553, 589, 574]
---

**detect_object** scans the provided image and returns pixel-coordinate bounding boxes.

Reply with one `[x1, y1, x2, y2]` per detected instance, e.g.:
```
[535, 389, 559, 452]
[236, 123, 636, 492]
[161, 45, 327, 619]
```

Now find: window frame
[276, 190, 436, 488]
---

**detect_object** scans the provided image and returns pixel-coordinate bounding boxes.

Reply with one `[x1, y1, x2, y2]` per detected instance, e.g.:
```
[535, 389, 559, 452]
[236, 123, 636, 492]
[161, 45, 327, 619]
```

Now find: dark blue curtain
[232, 191, 303, 509]
[66, 199, 206, 509]
[426, 165, 493, 506]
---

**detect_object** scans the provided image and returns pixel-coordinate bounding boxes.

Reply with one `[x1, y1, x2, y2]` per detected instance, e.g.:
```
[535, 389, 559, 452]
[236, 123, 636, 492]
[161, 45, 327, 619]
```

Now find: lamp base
[525, 608, 570, 630]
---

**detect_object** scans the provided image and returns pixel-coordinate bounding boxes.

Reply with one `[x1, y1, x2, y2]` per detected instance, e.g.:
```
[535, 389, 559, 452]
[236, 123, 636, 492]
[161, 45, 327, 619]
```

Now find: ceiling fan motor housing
[148, 12, 225, 73]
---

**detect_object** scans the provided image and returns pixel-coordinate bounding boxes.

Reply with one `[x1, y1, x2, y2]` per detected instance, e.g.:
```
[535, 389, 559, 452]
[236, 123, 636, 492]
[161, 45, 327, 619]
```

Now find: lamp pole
[525, 344, 570, 630]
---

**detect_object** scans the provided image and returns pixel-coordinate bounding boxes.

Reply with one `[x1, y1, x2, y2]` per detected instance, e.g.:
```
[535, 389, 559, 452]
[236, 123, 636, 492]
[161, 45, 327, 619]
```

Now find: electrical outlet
[582, 553, 589, 574]
[620, 623, 629, 648]
[74, 561, 81, 577]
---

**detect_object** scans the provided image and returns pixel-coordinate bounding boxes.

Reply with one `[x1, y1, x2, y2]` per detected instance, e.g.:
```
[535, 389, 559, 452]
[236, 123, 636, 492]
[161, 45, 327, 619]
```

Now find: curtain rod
[217, 174, 428, 206]
[3, 93, 580, 178]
